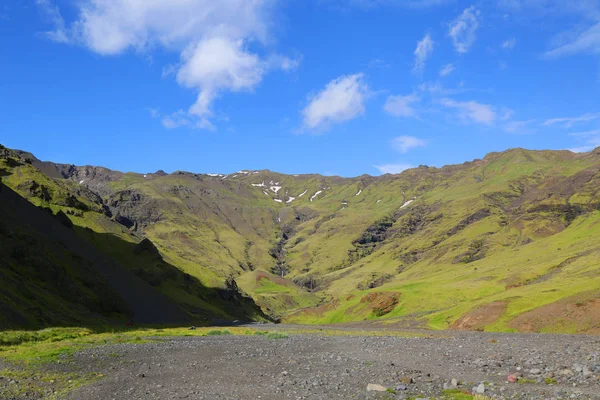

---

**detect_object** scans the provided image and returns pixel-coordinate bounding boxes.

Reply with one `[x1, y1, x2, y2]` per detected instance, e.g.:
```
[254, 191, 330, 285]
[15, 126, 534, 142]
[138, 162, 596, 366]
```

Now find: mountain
[1, 143, 599, 333]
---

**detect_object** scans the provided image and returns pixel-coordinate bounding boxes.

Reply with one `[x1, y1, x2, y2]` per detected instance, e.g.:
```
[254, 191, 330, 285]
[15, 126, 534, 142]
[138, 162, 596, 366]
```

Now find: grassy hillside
[2, 143, 599, 332]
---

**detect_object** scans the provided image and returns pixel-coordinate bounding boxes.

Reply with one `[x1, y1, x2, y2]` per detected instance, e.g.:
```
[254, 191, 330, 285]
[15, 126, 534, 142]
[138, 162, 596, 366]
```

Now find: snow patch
[207, 173, 221, 177]
[310, 190, 322, 202]
[355, 189, 362, 196]
[252, 182, 266, 187]
[298, 189, 308, 197]
[79, 180, 84, 184]
[400, 199, 414, 209]
[143, 174, 147, 178]
[263, 191, 269, 195]
[274, 199, 283, 203]
[286, 197, 295, 203]
[270, 186, 282, 193]
[376, 199, 381, 203]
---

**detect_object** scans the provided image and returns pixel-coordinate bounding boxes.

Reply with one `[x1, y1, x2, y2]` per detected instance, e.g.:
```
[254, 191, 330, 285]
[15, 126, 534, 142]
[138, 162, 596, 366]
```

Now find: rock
[400, 376, 413, 384]
[396, 384, 407, 391]
[507, 374, 519, 383]
[282, 371, 288, 376]
[593, 364, 600, 373]
[530, 368, 542, 375]
[366, 383, 388, 392]
[188, 326, 196, 330]
[451, 378, 459, 387]
[475, 383, 485, 394]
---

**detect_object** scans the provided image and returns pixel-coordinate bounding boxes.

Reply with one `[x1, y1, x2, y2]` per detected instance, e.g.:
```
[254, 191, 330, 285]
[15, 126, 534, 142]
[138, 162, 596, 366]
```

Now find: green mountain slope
[2, 143, 599, 332]
[0, 146, 267, 328]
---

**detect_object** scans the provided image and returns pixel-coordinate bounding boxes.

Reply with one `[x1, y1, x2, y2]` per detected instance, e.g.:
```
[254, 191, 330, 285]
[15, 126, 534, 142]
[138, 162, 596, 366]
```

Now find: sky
[1, 0, 599, 177]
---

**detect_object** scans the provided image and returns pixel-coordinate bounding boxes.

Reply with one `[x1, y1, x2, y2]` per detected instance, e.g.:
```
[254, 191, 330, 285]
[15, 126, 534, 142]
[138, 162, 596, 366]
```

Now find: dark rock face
[133, 238, 161, 258]
[108, 190, 162, 232]
[54, 210, 74, 228]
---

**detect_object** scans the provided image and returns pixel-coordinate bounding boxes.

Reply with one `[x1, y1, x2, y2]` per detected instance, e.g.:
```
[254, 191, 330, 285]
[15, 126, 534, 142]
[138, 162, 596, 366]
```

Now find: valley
[1, 144, 600, 332]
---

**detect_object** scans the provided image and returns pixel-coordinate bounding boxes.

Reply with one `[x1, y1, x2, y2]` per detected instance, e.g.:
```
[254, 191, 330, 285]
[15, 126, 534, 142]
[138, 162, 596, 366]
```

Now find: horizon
[8, 142, 598, 178]
[1, 1, 599, 176]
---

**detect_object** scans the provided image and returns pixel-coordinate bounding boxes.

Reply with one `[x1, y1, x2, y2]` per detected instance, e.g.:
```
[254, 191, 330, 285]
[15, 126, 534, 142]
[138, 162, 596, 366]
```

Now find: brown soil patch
[359, 292, 400, 316]
[509, 298, 600, 334]
[450, 301, 507, 331]
[255, 271, 288, 286]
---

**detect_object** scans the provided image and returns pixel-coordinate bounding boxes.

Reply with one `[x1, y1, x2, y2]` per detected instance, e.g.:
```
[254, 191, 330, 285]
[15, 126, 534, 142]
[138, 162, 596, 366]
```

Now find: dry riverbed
[1, 325, 599, 399]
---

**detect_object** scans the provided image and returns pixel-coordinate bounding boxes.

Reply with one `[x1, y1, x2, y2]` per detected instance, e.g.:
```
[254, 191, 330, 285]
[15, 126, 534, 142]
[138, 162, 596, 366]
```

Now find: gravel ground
[4, 326, 600, 399]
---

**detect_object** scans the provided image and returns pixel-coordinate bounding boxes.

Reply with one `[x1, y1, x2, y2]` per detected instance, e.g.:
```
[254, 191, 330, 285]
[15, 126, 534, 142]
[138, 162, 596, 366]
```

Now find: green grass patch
[266, 332, 289, 339]
[206, 329, 233, 336]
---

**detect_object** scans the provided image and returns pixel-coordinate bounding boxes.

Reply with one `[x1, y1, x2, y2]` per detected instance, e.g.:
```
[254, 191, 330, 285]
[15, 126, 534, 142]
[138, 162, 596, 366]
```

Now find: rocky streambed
[3, 327, 600, 399]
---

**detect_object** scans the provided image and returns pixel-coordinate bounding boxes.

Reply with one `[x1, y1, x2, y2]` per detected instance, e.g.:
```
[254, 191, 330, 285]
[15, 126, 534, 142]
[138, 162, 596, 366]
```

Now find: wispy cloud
[439, 63, 455, 77]
[373, 163, 414, 174]
[384, 94, 420, 118]
[439, 98, 497, 125]
[545, 22, 600, 58]
[35, 0, 69, 43]
[542, 113, 600, 128]
[413, 34, 434, 73]
[502, 38, 517, 50]
[302, 73, 369, 131]
[391, 136, 428, 153]
[504, 119, 537, 134]
[568, 129, 600, 152]
[449, 6, 481, 54]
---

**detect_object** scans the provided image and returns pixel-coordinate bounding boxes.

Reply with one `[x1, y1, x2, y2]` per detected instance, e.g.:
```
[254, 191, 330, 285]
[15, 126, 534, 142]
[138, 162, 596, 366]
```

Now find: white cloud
[439, 98, 497, 125]
[449, 6, 481, 54]
[542, 113, 600, 128]
[384, 94, 420, 117]
[413, 34, 434, 73]
[373, 163, 414, 174]
[545, 22, 600, 58]
[35, 0, 296, 129]
[439, 63, 455, 77]
[502, 38, 517, 50]
[302, 73, 368, 131]
[177, 38, 264, 119]
[391, 136, 427, 153]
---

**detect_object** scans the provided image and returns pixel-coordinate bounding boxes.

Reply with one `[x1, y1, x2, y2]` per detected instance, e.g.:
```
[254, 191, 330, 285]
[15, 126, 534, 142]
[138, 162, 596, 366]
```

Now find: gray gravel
[56, 328, 600, 400]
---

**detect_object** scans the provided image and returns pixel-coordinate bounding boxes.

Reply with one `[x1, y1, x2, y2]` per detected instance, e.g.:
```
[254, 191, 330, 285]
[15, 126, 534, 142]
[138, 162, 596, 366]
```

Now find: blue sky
[1, 0, 599, 176]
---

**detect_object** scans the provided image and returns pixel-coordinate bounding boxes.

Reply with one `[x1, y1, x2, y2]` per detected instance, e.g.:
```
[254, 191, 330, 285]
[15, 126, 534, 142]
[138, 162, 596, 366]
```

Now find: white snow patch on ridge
[298, 190, 308, 197]
[252, 182, 265, 187]
[286, 197, 295, 203]
[271, 186, 282, 193]
[377, 199, 381, 203]
[310, 190, 322, 202]
[355, 189, 362, 196]
[79, 180, 84, 184]
[274, 199, 283, 203]
[400, 199, 414, 208]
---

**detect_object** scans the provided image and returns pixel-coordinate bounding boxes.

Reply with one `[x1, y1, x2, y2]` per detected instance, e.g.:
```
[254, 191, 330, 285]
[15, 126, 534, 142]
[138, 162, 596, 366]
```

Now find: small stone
[530, 368, 542, 375]
[507, 374, 519, 383]
[396, 384, 407, 391]
[282, 371, 288, 376]
[593, 365, 600, 373]
[400, 376, 413, 384]
[366, 383, 388, 392]
[451, 378, 459, 387]
[475, 383, 485, 394]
